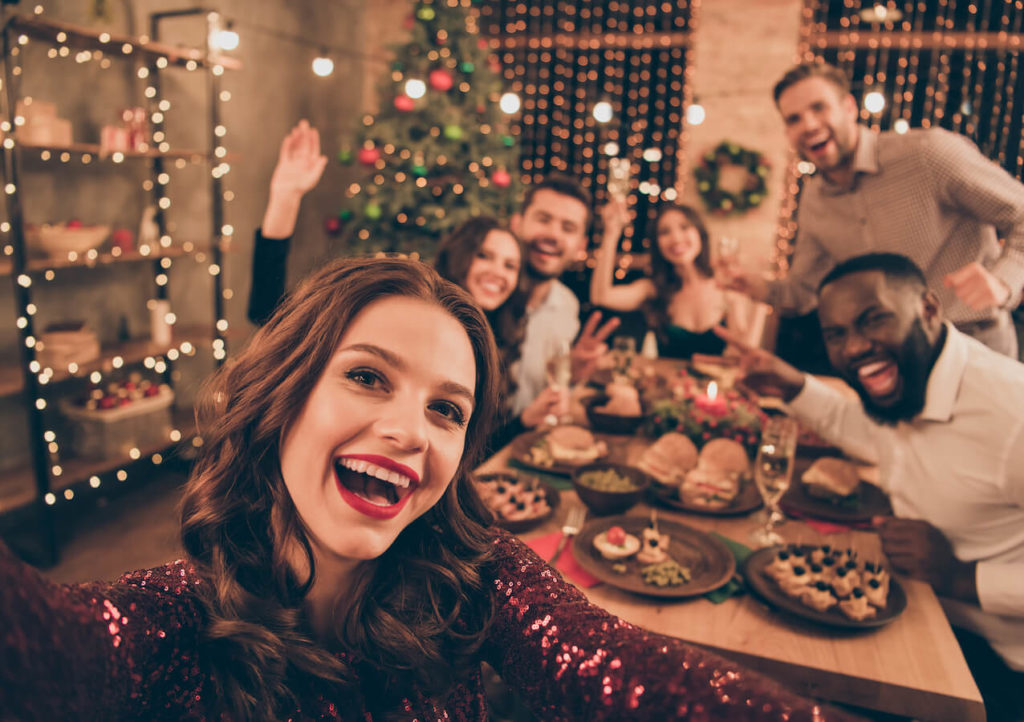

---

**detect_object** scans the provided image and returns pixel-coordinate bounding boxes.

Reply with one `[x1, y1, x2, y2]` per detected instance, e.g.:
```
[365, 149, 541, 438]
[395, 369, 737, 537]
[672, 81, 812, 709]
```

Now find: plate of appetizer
[638, 433, 763, 516]
[780, 456, 891, 523]
[744, 543, 907, 629]
[510, 426, 611, 476]
[572, 512, 736, 598]
[473, 472, 560, 534]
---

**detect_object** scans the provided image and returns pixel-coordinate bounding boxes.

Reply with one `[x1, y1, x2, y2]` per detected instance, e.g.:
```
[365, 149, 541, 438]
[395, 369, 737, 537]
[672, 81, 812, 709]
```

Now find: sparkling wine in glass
[543, 337, 572, 425]
[751, 417, 798, 547]
[611, 335, 636, 377]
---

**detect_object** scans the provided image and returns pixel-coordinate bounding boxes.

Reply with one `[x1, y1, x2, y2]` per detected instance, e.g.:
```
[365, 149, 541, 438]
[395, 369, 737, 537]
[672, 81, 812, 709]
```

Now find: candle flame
[707, 380, 718, 400]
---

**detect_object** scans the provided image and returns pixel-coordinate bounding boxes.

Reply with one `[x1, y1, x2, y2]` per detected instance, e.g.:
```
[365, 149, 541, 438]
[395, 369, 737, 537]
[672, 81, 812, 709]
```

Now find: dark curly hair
[434, 216, 529, 404]
[646, 203, 713, 343]
[180, 257, 502, 720]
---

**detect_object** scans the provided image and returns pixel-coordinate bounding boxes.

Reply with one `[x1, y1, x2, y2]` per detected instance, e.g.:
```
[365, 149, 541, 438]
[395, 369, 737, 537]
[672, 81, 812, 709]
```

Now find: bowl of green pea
[571, 463, 652, 516]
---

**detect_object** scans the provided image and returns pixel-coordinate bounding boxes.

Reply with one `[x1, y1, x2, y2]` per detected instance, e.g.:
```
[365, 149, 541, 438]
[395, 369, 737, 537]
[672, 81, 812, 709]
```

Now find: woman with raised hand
[590, 200, 765, 358]
[0, 257, 851, 721]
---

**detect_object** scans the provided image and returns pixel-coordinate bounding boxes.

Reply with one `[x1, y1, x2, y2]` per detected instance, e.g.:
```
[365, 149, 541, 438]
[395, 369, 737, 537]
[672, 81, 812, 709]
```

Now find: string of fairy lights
[478, 0, 699, 274]
[0, 6, 237, 517]
[775, 0, 1024, 273]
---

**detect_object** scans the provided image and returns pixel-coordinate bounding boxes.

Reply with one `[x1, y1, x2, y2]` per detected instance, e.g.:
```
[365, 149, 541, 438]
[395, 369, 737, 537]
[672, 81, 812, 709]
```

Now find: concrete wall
[683, 0, 802, 274]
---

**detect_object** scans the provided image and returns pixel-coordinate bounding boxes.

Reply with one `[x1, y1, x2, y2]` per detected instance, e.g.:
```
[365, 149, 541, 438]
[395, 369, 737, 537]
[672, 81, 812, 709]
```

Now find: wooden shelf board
[0, 408, 197, 514]
[0, 241, 231, 276]
[17, 140, 214, 161]
[0, 325, 222, 398]
[7, 15, 242, 70]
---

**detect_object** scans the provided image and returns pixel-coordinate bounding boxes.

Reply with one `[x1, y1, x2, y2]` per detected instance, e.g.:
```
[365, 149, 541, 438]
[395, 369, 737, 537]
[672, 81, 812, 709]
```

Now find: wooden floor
[40, 469, 185, 584]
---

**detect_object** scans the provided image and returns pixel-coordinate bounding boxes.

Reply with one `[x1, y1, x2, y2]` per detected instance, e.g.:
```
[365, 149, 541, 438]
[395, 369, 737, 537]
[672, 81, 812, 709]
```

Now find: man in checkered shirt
[729, 61, 1024, 358]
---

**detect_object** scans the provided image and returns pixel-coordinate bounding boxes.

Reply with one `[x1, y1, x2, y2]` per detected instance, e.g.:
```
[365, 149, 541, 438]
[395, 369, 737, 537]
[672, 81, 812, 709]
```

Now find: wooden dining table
[475, 425, 986, 722]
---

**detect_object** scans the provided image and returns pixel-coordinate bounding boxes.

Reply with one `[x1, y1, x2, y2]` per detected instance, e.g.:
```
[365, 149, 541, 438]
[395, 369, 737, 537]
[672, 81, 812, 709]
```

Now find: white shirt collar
[918, 322, 969, 423]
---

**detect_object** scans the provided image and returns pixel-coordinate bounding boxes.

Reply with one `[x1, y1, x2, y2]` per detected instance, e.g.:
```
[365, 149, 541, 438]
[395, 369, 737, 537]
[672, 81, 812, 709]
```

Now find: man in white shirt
[719, 252, 1024, 720]
[508, 175, 618, 416]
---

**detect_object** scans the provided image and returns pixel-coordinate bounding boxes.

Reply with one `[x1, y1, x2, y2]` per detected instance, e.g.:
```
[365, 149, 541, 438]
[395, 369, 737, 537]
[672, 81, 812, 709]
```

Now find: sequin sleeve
[481, 531, 856, 721]
[0, 542, 209, 720]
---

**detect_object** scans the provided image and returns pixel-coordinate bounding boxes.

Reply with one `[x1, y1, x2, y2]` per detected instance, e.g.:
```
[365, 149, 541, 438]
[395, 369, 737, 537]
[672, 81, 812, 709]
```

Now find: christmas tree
[338, 0, 521, 255]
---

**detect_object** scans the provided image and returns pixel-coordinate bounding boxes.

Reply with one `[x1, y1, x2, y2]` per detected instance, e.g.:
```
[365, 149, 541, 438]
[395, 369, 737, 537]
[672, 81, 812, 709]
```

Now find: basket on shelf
[59, 384, 174, 459]
[25, 223, 109, 256]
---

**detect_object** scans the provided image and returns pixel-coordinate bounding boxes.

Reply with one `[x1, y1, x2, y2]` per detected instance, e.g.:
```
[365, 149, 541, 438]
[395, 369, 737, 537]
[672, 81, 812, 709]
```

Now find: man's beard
[848, 320, 944, 425]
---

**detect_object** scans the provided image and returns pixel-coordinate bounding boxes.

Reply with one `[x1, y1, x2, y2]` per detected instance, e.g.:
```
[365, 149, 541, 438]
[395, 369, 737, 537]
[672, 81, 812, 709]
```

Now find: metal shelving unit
[0, 10, 239, 564]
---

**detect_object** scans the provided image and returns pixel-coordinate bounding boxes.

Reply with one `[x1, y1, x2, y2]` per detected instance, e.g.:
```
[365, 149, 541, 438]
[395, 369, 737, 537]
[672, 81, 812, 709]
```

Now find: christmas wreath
[694, 141, 770, 215]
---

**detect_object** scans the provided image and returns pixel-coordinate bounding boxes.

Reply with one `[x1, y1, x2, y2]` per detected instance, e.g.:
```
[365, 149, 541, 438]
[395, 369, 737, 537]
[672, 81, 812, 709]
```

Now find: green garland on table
[640, 368, 766, 458]
[693, 141, 770, 215]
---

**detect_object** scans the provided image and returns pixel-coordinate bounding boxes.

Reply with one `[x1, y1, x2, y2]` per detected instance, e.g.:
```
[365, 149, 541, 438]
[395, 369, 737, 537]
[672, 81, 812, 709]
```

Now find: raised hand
[943, 261, 1011, 311]
[872, 516, 978, 602]
[270, 120, 328, 197]
[599, 197, 631, 242]
[570, 311, 621, 383]
[712, 326, 805, 401]
[262, 120, 329, 239]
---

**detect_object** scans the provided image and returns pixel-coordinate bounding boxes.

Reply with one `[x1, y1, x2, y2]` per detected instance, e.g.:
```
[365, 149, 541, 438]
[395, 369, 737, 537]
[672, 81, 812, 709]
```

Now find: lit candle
[696, 380, 728, 416]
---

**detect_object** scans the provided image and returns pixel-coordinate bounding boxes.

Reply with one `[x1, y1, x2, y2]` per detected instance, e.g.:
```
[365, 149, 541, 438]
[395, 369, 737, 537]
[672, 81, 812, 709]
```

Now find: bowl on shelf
[583, 394, 646, 435]
[25, 223, 109, 256]
[571, 462, 652, 516]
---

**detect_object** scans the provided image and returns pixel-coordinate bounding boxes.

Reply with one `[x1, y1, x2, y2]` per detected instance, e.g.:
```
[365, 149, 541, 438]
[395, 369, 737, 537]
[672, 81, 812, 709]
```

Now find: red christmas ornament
[428, 69, 453, 91]
[492, 168, 511, 188]
[357, 146, 381, 166]
[324, 216, 342, 235]
[488, 58, 501, 74]
[403, 14, 415, 30]
[393, 94, 415, 112]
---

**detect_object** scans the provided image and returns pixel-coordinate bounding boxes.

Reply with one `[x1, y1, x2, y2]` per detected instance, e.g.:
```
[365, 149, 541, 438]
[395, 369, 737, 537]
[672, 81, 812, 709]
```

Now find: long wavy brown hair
[434, 216, 529, 403]
[647, 203, 714, 342]
[180, 257, 502, 720]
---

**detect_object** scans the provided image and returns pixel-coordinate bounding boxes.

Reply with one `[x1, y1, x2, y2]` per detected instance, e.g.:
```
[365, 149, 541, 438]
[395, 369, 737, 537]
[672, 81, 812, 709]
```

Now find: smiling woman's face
[464, 229, 521, 310]
[278, 296, 477, 568]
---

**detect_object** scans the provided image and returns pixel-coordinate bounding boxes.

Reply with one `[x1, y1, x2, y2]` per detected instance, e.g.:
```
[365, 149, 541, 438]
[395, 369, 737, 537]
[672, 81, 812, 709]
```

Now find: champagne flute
[713, 235, 741, 286]
[750, 416, 798, 547]
[543, 337, 572, 426]
[611, 335, 636, 377]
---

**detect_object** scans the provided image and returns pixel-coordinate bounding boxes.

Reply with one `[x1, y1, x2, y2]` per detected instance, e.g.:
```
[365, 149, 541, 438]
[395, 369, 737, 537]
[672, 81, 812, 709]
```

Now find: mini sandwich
[801, 457, 860, 504]
[637, 432, 698, 486]
[696, 438, 750, 476]
[545, 425, 606, 464]
[680, 467, 740, 509]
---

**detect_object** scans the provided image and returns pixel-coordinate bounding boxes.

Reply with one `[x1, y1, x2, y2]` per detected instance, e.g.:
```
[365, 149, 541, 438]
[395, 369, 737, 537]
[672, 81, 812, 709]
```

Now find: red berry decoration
[477, 38, 489, 50]
[428, 69, 453, 91]
[324, 216, 341, 235]
[393, 94, 415, 112]
[492, 168, 511, 188]
[357, 146, 381, 166]
[66, 219, 84, 229]
[607, 526, 626, 546]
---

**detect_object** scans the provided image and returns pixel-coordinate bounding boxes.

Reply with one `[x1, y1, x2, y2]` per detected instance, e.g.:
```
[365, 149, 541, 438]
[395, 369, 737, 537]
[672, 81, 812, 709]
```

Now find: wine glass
[750, 416, 798, 547]
[713, 235, 741, 286]
[611, 335, 636, 377]
[543, 336, 573, 425]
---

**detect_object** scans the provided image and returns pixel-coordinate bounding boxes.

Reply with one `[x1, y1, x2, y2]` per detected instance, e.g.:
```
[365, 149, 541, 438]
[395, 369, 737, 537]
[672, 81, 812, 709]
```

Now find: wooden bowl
[571, 462, 651, 516]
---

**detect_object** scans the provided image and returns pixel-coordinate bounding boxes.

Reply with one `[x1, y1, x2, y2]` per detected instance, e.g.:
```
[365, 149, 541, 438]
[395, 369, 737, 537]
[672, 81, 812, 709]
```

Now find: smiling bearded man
[718, 252, 1024, 721]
